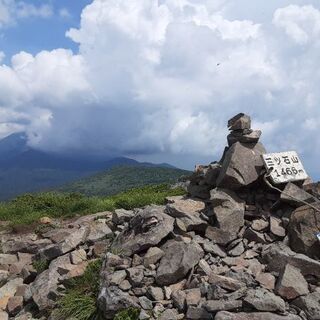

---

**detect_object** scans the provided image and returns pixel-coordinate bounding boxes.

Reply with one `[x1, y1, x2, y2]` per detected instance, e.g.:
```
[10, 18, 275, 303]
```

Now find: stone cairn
[0, 113, 320, 320]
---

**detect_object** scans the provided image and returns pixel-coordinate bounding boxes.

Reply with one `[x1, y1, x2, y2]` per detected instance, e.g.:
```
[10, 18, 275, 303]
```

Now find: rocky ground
[1, 113, 320, 320]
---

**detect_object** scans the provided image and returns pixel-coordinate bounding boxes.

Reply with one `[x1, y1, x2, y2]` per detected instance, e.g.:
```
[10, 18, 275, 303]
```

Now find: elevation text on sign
[262, 151, 308, 184]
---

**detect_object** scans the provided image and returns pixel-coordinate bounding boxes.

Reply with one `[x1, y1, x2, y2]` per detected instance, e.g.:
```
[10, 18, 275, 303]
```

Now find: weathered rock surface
[217, 142, 266, 190]
[288, 204, 320, 259]
[205, 188, 244, 245]
[292, 290, 320, 320]
[281, 182, 317, 207]
[262, 242, 320, 279]
[275, 264, 309, 300]
[166, 196, 207, 232]
[112, 206, 174, 255]
[156, 240, 204, 286]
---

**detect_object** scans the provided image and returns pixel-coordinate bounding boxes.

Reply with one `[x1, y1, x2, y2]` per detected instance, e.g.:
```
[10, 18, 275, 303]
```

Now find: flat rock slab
[156, 240, 204, 286]
[214, 311, 302, 320]
[112, 205, 174, 256]
[166, 196, 207, 232]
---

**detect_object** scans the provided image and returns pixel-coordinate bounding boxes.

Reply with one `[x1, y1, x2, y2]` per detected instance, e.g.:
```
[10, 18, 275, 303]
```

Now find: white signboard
[262, 151, 308, 184]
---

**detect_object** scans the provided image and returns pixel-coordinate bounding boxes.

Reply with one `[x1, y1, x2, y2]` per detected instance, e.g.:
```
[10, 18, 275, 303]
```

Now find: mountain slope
[0, 133, 183, 200]
[58, 165, 191, 197]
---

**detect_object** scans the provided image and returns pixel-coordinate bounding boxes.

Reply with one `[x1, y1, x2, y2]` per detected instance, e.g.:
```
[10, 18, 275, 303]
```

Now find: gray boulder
[216, 142, 266, 190]
[275, 264, 309, 300]
[205, 188, 244, 245]
[262, 242, 320, 279]
[281, 183, 317, 207]
[292, 290, 320, 320]
[244, 288, 286, 313]
[288, 204, 320, 259]
[112, 205, 174, 256]
[166, 196, 207, 232]
[156, 240, 204, 286]
[228, 113, 251, 130]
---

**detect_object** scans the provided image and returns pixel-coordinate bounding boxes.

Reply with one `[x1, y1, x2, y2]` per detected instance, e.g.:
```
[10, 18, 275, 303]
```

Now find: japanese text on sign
[262, 151, 308, 184]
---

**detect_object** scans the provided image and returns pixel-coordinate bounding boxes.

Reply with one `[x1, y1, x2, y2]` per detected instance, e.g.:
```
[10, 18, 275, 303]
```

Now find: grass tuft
[56, 259, 103, 320]
[114, 308, 140, 320]
[0, 184, 186, 226]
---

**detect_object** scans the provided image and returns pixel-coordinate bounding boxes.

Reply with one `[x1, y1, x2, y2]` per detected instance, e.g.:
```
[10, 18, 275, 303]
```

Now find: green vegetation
[56, 259, 103, 320]
[114, 308, 140, 320]
[0, 184, 186, 226]
[32, 258, 49, 273]
[59, 165, 190, 197]
[56, 259, 140, 320]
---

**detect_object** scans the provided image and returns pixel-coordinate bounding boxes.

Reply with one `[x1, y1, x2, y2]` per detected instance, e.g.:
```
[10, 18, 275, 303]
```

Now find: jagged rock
[98, 286, 139, 319]
[270, 217, 286, 238]
[187, 164, 221, 199]
[255, 272, 275, 290]
[185, 288, 201, 306]
[166, 196, 207, 232]
[227, 130, 261, 146]
[87, 219, 113, 242]
[38, 226, 90, 261]
[204, 299, 242, 312]
[186, 306, 212, 319]
[7, 296, 23, 316]
[244, 288, 286, 313]
[262, 242, 320, 279]
[144, 247, 164, 267]
[147, 286, 164, 301]
[112, 209, 135, 225]
[288, 204, 320, 259]
[214, 311, 302, 320]
[1, 237, 52, 254]
[0, 278, 23, 310]
[292, 290, 320, 320]
[158, 309, 179, 320]
[205, 188, 244, 245]
[216, 142, 266, 190]
[251, 219, 269, 231]
[208, 274, 245, 291]
[139, 296, 153, 310]
[228, 242, 245, 256]
[156, 240, 203, 286]
[172, 290, 186, 311]
[0, 311, 8, 320]
[203, 241, 227, 257]
[112, 206, 174, 255]
[281, 183, 317, 207]
[127, 267, 144, 287]
[228, 113, 251, 130]
[109, 270, 126, 286]
[243, 228, 267, 244]
[275, 264, 309, 300]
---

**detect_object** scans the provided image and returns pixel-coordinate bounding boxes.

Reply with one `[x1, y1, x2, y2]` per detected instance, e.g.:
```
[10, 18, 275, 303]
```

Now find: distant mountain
[58, 165, 191, 197]
[0, 133, 182, 200]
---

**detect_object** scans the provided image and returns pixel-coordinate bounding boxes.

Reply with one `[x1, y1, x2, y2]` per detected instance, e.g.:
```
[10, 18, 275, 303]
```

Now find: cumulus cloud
[0, 0, 320, 174]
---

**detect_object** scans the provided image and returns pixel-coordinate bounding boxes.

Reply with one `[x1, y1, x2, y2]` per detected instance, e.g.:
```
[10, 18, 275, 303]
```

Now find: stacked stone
[227, 113, 261, 146]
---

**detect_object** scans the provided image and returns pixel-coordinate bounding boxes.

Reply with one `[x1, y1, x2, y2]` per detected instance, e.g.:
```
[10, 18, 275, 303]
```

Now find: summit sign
[262, 151, 308, 184]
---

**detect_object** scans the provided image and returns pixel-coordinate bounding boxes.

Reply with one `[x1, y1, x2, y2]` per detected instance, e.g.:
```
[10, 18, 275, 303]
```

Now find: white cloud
[0, 0, 52, 28]
[59, 8, 71, 19]
[273, 5, 320, 44]
[1, 0, 320, 175]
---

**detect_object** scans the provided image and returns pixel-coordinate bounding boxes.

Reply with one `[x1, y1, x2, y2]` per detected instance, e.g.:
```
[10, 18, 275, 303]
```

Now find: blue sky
[0, 0, 320, 177]
[0, 0, 90, 62]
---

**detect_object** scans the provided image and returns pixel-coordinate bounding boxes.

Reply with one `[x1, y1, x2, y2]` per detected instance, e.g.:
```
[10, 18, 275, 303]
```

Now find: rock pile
[0, 113, 320, 320]
[98, 113, 320, 320]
